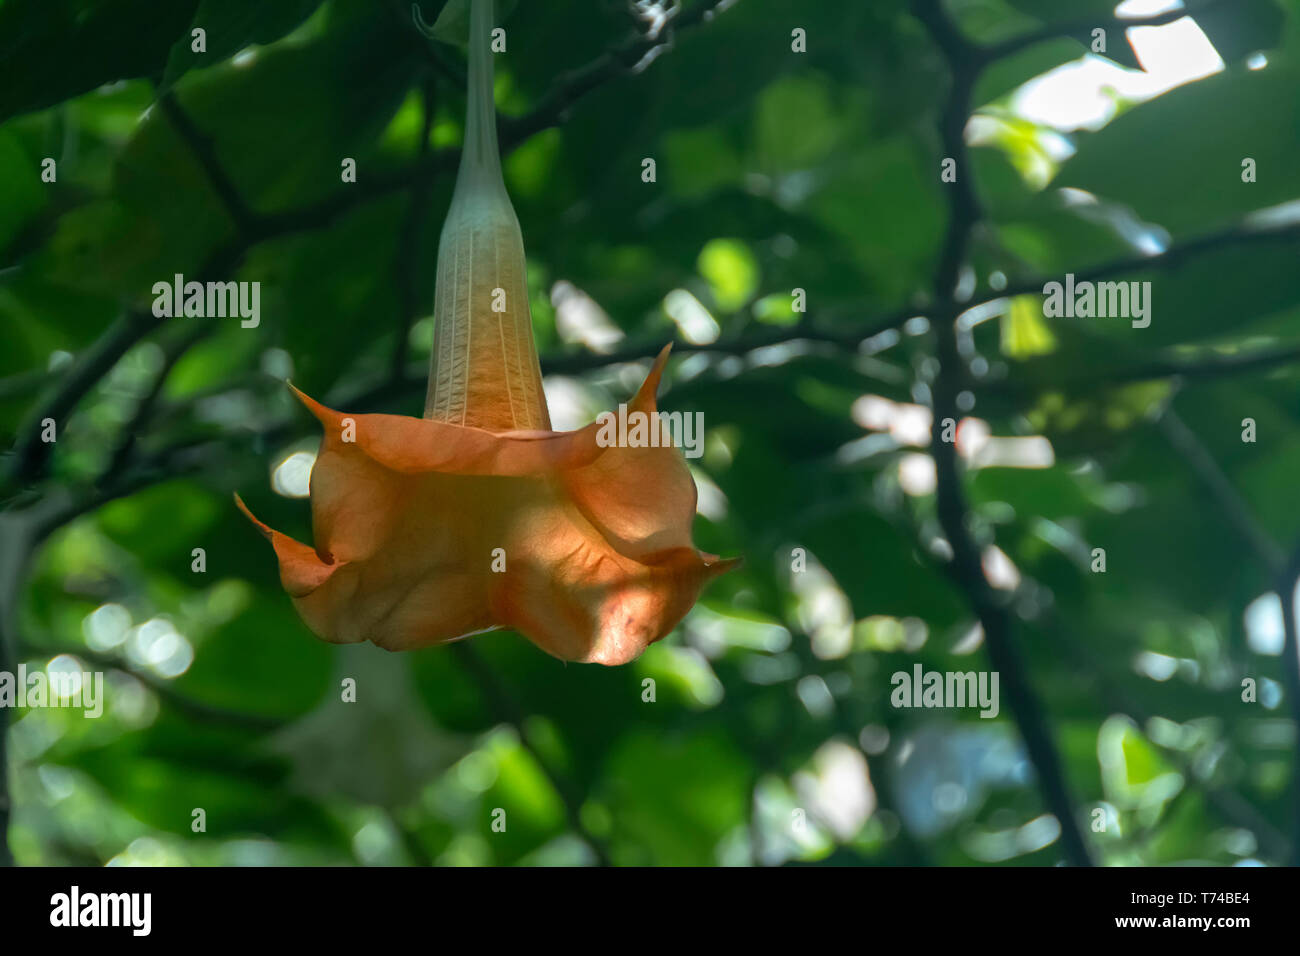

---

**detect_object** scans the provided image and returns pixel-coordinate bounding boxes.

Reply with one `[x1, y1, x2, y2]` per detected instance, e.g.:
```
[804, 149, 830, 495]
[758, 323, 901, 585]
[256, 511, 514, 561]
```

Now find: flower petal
[243, 353, 736, 664]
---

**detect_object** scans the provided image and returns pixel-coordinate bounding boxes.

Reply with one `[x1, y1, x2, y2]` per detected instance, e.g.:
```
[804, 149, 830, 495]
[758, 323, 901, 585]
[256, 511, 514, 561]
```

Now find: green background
[1, 0, 1299, 866]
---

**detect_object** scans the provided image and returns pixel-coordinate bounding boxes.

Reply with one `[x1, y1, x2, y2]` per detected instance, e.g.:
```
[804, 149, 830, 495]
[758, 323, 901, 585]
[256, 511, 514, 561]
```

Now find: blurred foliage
[2, 0, 1299, 866]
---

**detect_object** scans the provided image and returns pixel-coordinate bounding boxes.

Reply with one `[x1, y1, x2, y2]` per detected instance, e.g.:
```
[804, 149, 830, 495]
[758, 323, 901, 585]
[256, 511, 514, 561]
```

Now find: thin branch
[20, 640, 286, 731]
[500, 0, 734, 143]
[3, 237, 247, 497]
[7, 0, 746, 498]
[14, 313, 905, 548]
[103, 322, 212, 479]
[984, 339, 1300, 394]
[899, 475, 1290, 861]
[2, 0, 748, 867]
[156, 90, 258, 238]
[1157, 406, 1285, 575]
[1159, 406, 1300, 863]
[242, 0, 741, 243]
[6, 310, 163, 491]
[912, 0, 1093, 866]
[27, 443, 217, 542]
[11, 212, 1295, 416]
[1048, 613, 1291, 860]
[989, 219, 1300, 307]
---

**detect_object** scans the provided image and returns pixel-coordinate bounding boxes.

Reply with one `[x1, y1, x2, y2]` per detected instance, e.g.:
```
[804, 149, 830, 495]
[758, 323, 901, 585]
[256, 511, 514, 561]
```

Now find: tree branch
[1158, 405, 1300, 863]
[103, 322, 212, 480]
[156, 90, 259, 238]
[2, 0, 744, 438]
[6, 310, 162, 491]
[912, 0, 1093, 866]
[13, 212, 1296, 415]
[1157, 407, 1285, 575]
[3, 237, 247, 498]
[1047, 612, 1291, 860]
[984, 339, 1300, 395]
[20, 640, 286, 731]
[2, 0, 750, 867]
[242, 0, 741, 243]
[990, 219, 1300, 307]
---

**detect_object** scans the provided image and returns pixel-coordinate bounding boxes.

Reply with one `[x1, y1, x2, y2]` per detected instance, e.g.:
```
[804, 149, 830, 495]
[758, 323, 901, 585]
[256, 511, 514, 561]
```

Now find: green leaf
[0, 128, 47, 252]
[1057, 65, 1300, 236]
[161, 0, 327, 90]
[1193, 0, 1286, 64]
[0, 0, 199, 122]
[697, 238, 759, 312]
[1001, 293, 1057, 357]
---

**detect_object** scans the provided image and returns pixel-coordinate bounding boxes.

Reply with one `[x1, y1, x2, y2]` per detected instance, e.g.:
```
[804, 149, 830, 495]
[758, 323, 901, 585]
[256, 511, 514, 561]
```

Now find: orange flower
[237, 0, 735, 664]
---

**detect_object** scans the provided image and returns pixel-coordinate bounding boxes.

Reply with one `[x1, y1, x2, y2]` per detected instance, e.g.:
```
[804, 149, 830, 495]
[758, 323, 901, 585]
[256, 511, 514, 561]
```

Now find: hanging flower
[238, 0, 736, 664]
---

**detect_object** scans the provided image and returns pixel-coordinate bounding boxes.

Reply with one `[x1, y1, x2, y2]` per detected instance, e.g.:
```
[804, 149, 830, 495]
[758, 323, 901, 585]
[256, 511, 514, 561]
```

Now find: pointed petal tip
[233, 492, 272, 539]
[285, 382, 336, 424]
[703, 554, 743, 579]
[632, 342, 676, 410]
[651, 342, 674, 377]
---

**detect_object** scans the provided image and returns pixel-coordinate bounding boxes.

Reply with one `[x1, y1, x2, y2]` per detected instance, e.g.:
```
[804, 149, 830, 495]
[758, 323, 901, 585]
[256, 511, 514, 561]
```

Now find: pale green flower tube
[424, 0, 550, 431]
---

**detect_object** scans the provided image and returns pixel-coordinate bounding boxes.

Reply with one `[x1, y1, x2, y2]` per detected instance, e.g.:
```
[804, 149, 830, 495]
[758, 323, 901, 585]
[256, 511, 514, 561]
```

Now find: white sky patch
[126, 618, 195, 679]
[851, 396, 1056, 475]
[541, 375, 598, 432]
[551, 280, 624, 354]
[46, 656, 86, 700]
[1009, 8, 1225, 132]
[83, 603, 131, 651]
[898, 452, 937, 496]
[793, 740, 876, 841]
[982, 545, 1021, 592]
[790, 554, 854, 660]
[663, 289, 720, 345]
[1135, 650, 1179, 680]
[272, 450, 315, 498]
[691, 467, 728, 521]
[1244, 590, 1288, 655]
[1116, 0, 1184, 14]
[968, 436, 1056, 470]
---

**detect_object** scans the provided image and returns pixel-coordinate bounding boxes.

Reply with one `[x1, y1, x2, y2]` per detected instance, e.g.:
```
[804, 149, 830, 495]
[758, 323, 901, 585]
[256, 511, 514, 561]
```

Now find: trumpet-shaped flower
[238, 0, 736, 664]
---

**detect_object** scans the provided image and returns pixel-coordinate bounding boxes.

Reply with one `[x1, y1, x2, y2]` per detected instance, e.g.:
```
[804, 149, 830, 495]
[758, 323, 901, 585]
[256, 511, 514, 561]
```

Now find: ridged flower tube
[238, 0, 736, 664]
